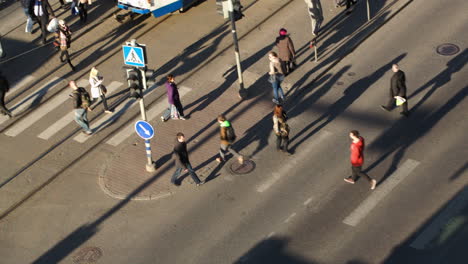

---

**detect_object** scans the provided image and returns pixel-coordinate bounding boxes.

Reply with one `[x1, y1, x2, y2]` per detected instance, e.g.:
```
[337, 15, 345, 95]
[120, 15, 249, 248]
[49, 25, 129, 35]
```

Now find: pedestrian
[74, 0, 88, 24]
[171, 132, 204, 186]
[89, 67, 113, 114]
[275, 28, 296, 75]
[0, 72, 13, 118]
[20, 0, 33, 33]
[380, 64, 410, 117]
[335, 0, 357, 14]
[268, 51, 286, 104]
[164, 74, 186, 120]
[273, 105, 291, 155]
[69, 81, 93, 135]
[216, 114, 244, 164]
[55, 20, 75, 71]
[303, 0, 323, 37]
[29, 0, 55, 44]
[344, 130, 377, 190]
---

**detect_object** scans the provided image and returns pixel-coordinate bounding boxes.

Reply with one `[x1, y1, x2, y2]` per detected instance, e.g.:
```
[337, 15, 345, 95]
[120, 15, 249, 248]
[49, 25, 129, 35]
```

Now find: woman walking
[55, 20, 75, 71]
[89, 67, 113, 114]
[74, 0, 88, 24]
[275, 28, 296, 75]
[268, 51, 286, 104]
[273, 105, 291, 155]
[165, 74, 186, 120]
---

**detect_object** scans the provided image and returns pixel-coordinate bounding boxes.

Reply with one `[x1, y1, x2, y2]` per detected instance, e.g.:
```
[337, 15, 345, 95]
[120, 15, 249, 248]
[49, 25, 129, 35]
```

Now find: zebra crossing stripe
[38, 81, 122, 140]
[105, 86, 192, 146]
[3, 78, 84, 137]
[0, 77, 64, 126]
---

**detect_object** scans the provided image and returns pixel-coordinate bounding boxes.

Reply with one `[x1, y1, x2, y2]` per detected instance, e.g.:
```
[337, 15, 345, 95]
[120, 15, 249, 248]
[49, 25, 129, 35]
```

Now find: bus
[117, 0, 200, 17]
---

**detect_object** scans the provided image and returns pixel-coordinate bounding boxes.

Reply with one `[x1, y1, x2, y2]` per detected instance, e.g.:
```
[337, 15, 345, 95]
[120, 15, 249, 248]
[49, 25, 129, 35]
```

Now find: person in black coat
[171, 133, 203, 186]
[29, 0, 55, 44]
[0, 72, 13, 118]
[381, 64, 410, 116]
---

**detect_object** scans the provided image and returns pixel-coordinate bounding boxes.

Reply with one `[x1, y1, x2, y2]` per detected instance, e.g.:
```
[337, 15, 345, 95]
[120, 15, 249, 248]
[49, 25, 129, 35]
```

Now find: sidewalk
[99, 0, 414, 200]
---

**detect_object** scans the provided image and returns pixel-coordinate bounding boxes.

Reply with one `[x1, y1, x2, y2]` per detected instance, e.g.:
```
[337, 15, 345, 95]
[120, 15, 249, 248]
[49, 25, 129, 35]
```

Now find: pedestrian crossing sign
[122, 45, 146, 67]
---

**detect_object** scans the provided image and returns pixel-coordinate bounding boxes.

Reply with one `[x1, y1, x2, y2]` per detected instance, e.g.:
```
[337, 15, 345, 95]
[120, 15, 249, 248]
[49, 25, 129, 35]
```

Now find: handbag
[47, 18, 58, 33]
[99, 84, 107, 95]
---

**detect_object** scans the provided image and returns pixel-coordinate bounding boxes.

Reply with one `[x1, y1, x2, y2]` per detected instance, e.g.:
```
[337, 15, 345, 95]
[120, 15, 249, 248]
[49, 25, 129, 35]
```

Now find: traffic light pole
[228, 0, 246, 99]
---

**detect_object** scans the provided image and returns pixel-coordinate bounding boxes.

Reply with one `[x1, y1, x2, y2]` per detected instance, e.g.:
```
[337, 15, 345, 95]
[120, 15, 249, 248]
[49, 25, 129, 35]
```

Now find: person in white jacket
[89, 67, 113, 113]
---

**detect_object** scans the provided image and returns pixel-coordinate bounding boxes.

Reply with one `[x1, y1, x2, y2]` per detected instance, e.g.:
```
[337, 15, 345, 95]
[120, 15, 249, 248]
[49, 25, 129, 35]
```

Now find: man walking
[381, 64, 410, 117]
[304, 0, 323, 37]
[0, 72, 13, 118]
[216, 114, 244, 164]
[29, 0, 54, 44]
[69, 81, 93, 135]
[171, 132, 203, 186]
[344, 130, 377, 190]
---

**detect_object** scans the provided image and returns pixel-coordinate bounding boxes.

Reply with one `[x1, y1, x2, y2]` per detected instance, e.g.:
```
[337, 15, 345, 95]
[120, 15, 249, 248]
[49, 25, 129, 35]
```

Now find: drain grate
[73, 247, 103, 264]
[230, 160, 256, 175]
[436, 44, 460, 56]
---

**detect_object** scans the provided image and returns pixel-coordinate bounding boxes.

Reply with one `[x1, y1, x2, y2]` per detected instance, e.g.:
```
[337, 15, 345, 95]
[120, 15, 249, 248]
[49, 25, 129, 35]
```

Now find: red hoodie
[350, 136, 365, 167]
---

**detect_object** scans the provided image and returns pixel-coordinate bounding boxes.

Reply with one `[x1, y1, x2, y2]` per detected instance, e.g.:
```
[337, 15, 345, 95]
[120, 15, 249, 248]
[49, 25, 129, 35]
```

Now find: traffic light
[232, 0, 244, 21]
[127, 68, 142, 99]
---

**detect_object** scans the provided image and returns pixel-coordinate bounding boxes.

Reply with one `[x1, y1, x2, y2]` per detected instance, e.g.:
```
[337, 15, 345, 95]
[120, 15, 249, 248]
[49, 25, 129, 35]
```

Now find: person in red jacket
[344, 130, 377, 190]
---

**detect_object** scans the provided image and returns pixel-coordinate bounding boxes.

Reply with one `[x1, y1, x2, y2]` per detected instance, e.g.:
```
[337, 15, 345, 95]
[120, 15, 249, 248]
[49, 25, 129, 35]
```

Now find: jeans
[219, 143, 241, 161]
[350, 166, 372, 182]
[92, 95, 110, 111]
[271, 79, 285, 102]
[171, 163, 201, 184]
[74, 108, 91, 132]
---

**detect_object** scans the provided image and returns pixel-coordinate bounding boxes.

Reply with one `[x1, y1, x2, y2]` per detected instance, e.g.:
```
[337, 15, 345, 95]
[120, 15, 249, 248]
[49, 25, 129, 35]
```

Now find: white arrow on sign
[138, 124, 150, 136]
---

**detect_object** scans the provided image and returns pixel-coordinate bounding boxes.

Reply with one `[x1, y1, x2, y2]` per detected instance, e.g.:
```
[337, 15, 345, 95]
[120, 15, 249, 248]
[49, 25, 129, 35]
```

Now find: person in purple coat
[165, 74, 186, 120]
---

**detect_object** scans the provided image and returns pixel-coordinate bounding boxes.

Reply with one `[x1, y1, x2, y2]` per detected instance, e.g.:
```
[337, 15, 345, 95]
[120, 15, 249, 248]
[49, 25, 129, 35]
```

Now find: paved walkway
[98, 0, 413, 200]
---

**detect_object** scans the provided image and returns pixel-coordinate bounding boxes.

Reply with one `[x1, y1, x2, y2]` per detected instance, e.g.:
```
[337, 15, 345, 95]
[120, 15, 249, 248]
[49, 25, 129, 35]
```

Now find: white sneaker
[370, 179, 377, 190]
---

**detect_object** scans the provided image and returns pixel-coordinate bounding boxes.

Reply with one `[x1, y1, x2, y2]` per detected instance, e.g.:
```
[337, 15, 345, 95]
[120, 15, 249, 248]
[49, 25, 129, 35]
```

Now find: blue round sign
[135, 120, 154, 139]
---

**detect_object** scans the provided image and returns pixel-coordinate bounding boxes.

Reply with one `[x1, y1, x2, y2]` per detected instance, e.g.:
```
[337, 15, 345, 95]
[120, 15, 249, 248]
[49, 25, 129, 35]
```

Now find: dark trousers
[171, 163, 201, 184]
[276, 135, 289, 151]
[37, 15, 48, 43]
[60, 49, 74, 70]
[0, 91, 11, 116]
[78, 3, 87, 23]
[350, 166, 372, 182]
[173, 99, 184, 117]
[346, 0, 357, 9]
[92, 96, 110, 111]
[385, 96, 409, 113]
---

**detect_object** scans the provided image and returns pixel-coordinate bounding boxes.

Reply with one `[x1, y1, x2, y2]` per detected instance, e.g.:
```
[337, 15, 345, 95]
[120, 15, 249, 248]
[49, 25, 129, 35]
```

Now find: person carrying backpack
[273, 105, 291, 155]
[216, 114, 244, 164]
[69, 80, 92, 135]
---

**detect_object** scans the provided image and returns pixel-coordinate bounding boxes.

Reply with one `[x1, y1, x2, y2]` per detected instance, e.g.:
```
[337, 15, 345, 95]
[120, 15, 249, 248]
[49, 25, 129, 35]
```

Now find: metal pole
[228, 0, 246, 99]
[366, 0, 371, 21]
[144, 139, 155, 172]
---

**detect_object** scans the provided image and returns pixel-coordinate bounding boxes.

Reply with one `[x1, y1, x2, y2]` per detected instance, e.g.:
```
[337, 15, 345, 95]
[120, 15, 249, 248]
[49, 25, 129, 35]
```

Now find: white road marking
[7, 75, 35, 97]
[304, 197, 313, 206]
[106, 86, 191, 146]
[0, 77, 64, 126]
[410, 187, 468, 249]
[343, 159, 420, 227]
[38, 81, 122, 140]
[266, 232, 275, 238]
[256, 130, 332, 193]
[284, 213, 297, 223]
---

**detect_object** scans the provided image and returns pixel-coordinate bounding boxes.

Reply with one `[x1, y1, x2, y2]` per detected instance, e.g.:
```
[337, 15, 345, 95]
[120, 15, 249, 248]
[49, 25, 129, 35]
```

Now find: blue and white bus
[117, 0, 200, 17]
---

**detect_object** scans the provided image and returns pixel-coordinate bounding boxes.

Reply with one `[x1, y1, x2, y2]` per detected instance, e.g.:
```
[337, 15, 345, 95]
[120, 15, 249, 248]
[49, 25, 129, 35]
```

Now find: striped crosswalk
[1, 75, 191, 147]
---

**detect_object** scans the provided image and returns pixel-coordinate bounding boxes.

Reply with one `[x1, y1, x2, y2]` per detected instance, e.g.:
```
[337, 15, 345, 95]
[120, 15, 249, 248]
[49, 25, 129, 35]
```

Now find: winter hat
[279, 28, 287, 36]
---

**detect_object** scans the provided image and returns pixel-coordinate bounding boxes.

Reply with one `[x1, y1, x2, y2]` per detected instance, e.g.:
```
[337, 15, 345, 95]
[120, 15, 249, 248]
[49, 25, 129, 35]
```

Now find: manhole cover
[436, 44, 460, 56]
[347, 72, 356, 76]
[336, 81, 344, 85]
[230, 160, 255, 175]
[73, 247, 103, 264]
